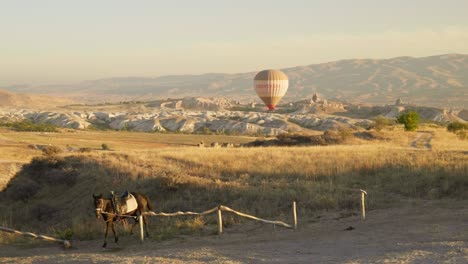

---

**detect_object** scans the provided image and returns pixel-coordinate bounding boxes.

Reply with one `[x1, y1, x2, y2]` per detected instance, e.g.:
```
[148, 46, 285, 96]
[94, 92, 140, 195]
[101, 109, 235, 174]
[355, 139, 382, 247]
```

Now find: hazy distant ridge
[6, 54, 468, 108]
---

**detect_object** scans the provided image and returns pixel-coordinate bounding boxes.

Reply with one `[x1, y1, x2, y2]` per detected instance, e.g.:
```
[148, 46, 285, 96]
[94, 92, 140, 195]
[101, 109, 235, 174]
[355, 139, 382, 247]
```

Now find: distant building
[395, 98, 404, 105]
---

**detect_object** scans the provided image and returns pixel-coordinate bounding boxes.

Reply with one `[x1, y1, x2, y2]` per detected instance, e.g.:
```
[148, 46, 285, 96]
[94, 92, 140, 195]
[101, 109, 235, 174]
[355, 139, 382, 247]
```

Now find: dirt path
[1, 201, 466, 263]
[410, 132, 433, 150]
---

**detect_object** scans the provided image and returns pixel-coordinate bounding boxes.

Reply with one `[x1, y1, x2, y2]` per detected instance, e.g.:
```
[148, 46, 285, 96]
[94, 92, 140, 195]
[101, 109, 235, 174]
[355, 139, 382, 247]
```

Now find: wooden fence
[0, 189, 368, 245]
[0, 226, 71, 248]
[136, 188, 367, 242]
[102, 202, 298, 242]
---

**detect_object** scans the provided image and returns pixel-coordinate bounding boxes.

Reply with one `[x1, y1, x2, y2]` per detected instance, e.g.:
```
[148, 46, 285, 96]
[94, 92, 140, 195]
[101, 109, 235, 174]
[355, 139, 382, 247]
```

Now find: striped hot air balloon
[253, 69, 289, 110]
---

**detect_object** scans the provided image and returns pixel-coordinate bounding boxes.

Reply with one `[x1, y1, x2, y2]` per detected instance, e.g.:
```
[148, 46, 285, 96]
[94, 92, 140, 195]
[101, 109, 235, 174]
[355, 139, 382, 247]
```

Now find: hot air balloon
[253, 69, 289, 110]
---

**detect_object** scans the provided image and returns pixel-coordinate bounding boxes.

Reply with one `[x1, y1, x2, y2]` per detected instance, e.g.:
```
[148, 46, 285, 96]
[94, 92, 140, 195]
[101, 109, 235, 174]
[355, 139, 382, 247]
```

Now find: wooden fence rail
[144, 207, 218, 217]
[99, 189, 368, 242]
[139, 203, 296, 241]
[0, 226, 71, 248]
[2, 189, 368, 246]
[219, 205, 293, 228]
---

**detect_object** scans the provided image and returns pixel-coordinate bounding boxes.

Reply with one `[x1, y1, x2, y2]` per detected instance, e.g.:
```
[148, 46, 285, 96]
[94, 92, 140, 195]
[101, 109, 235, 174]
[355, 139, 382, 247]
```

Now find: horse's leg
[111, 222, 119, 243]
[143, 215, 150, 237]
[130, 217, 138, 235]
[103, 222, 109, 248]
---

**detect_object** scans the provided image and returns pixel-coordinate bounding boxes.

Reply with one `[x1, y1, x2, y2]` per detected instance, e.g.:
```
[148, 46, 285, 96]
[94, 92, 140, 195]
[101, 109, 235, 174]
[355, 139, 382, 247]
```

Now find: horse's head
[93, 194, 104, 219]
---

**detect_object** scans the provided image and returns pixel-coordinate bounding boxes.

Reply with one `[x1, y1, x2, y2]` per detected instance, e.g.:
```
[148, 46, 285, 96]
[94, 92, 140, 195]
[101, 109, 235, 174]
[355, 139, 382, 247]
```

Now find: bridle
[95, 198, 115, 222]
[95, 198, 106, 214]
[95, 197, 137, 222]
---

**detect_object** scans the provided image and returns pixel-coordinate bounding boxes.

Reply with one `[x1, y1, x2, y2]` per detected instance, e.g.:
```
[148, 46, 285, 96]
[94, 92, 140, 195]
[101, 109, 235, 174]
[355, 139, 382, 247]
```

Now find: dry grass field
[0, 125, 467, 262]
[0, 128, 256, 190]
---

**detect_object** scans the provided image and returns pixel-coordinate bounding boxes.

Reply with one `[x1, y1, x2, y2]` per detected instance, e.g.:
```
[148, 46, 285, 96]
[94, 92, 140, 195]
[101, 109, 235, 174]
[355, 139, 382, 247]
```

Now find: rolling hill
[5, 54, 468, 108]
[0, 89, 72, 109]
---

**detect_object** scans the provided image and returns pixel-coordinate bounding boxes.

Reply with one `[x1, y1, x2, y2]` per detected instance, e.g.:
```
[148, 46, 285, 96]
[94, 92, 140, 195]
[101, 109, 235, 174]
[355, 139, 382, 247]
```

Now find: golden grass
[0, 129, 257, 150]
[0, 126, 466, 242]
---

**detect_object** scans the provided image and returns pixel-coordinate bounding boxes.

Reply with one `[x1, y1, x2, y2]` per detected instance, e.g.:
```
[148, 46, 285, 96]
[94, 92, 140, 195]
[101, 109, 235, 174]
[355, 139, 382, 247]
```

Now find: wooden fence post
[139, 214, 144, 242]
[293, 200, 298, 230]
[217, 206, 223, 235]
[361, 191, 366, 221]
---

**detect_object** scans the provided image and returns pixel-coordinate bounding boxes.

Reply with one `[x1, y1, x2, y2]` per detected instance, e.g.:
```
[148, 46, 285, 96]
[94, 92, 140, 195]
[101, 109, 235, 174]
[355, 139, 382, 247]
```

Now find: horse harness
[95, 198, 138, 222]
[95, 198, 115, 222]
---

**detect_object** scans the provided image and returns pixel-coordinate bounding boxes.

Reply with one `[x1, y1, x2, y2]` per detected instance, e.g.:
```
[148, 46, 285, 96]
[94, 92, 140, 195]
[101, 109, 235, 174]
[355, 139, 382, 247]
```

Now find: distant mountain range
[4, 54, 468, 108]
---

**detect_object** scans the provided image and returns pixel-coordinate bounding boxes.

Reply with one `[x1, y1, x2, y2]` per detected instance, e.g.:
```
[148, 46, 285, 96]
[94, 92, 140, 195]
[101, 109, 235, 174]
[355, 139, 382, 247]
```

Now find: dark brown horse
[93, 192, 153, 248]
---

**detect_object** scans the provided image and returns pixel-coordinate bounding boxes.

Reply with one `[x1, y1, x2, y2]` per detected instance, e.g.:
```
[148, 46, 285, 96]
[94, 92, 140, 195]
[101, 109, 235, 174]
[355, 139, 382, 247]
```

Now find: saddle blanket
[117, 193, 138, 214]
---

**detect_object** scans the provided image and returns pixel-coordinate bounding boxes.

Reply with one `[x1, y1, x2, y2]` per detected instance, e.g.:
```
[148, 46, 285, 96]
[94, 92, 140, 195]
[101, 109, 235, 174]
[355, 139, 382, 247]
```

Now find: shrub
[337, 127, 354, 142]
[79, 147, 92, 153]
[276, 132, 351, 146]
[41, 146, 63, 156]
[447, 121, 468, 133]
[322, 131, 344, 144]
[101, 143, 110, 150]
[3, 120, 59, 132]
[55, 228, 74, 240]
[372, 115, 393, 131]
[277, 133, 326, 146]
[397, 111, 420, 131]
[446, 121, 468, 139]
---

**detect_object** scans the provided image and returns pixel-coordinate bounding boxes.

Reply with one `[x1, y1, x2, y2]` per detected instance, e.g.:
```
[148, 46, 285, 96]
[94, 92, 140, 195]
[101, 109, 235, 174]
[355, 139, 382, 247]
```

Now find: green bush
[101, 143, 110, 150]
[447, 121, 468, 132]
[55, 228, 74, 240]
[397, 111, 420, 131]
[447, 121, 467, 139]
[0, 120, 58, 132]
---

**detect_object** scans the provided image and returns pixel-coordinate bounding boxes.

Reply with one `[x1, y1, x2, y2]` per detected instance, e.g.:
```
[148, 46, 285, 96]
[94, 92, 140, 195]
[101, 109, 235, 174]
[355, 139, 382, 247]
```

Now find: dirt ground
[410, 132, 433, 150]
[1, 201, 466, 263]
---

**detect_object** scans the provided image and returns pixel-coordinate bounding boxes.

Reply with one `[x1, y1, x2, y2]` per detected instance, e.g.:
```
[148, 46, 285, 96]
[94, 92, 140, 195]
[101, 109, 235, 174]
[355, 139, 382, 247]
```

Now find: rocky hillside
[0, 109, 370, 136]
[6, 54, 468, 108]
[1, 97, 465, 135]
[0, 98, 373, 135]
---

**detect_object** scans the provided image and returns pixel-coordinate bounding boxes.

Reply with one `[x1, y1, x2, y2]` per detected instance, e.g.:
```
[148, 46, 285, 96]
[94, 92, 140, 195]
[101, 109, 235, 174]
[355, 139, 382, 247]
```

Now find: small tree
[397, 111, 419, 131]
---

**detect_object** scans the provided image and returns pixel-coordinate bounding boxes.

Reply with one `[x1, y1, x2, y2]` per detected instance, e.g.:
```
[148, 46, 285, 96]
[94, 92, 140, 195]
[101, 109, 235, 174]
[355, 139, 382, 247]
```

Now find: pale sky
[1, 0, 468, 85]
